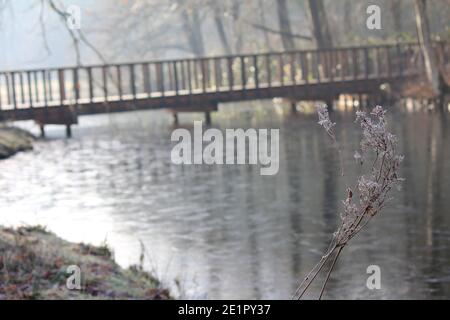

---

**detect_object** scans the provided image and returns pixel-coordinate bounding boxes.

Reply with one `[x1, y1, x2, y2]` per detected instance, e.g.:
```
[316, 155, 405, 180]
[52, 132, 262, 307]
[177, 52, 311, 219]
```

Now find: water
[1, 100, 450, 299]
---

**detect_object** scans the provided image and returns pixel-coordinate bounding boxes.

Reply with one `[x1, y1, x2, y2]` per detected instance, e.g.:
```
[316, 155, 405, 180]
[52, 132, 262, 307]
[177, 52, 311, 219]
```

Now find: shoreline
[0, 226, 171, 300]
[0, 126, 35, 159]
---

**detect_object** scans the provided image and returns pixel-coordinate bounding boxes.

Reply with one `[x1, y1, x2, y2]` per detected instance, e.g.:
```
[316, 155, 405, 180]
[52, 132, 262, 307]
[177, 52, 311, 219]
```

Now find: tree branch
[243, 19, 312, 41]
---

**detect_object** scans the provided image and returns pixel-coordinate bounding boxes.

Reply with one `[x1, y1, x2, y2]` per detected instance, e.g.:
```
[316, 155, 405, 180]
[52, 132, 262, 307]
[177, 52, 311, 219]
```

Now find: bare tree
[211, 1, 232, 55]
[231, 0, 243, 53]
[414, 0, 440, 96]
[276, 0, 295, 50]
[307, 0, 333, 48]
[178, 0, 205, 56]
[391, 0, 403, 34]
[258, 0, 273, 51]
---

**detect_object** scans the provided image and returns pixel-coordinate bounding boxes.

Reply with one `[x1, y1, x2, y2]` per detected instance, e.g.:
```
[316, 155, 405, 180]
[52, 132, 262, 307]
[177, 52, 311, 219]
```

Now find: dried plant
[293, 105, 404, 300]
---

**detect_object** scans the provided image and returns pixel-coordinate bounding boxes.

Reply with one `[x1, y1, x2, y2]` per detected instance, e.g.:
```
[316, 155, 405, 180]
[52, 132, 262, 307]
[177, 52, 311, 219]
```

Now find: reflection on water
[1, 101, 449, 299]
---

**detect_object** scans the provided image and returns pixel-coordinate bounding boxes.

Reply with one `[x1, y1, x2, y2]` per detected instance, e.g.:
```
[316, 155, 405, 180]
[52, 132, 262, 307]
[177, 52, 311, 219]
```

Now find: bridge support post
[66, 124, 72, 138]
[39, 125, 45, 138]
[291, 101, 297, 114]
[173, 112, 179, 125]
[205, 111, 211, 125]
[325, 99, 333, 111]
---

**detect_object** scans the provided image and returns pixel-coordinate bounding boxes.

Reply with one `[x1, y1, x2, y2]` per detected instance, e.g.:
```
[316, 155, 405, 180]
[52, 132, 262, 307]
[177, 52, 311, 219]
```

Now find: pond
[1, 100, 449, 299]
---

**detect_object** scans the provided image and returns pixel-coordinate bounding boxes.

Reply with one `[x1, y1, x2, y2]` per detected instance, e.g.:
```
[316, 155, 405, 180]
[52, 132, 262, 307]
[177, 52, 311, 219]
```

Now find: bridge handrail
[0, 41, 448, 75]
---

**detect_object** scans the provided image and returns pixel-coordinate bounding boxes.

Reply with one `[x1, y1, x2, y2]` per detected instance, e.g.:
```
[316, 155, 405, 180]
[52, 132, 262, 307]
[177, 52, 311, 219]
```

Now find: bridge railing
[0, 42, 445, 112]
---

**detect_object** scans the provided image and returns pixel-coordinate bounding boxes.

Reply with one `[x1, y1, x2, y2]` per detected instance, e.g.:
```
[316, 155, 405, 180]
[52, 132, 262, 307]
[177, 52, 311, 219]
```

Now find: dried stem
[294, 105, 404, 299]
[318, 246, 343, 300]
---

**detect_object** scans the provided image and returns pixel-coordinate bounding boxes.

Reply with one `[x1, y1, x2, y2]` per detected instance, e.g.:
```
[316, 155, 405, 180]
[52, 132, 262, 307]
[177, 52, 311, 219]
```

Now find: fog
[1, 0, 448, 71]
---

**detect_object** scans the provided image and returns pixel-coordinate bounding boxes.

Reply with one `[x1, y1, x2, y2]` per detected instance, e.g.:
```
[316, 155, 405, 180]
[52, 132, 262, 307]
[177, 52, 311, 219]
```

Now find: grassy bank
[0, 126, 34, 159]
[0, 226, 171, 300]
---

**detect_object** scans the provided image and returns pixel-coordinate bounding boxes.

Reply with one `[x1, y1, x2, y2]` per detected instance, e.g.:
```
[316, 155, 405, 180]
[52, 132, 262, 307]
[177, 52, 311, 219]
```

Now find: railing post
[47, 71, 53, 102]
[72, 68, 79, 107]
[157, 62, 165, 96]
[5, 74, 11, 107]
[240, 56, 246, 89]
[279, 54, 284, 85]
[364, 47, 370, 79]
[300, 52, 308, 83]
[143, 63, 151, 95]
[340, 49, 347, 80]
[227, 57, 234, 90]
[352, 49, 358, 79]
[181, 61, 187, 92]
[87, 67, 93, 103]
[116, 66, 123, 100]
[168, 61, 174, 92]
[103, 66, 108, 101]
[193, 60, 199, 89]
[315, 51, 321, 82]
[33, 72, 39, 104]
[129, 64, 136, 99]
[11, 73, 18, 109]
[27, 71, 33, 108]
[58, 69, 66, 105]
[396, 43, 403, 76]
[214, 58, 220, 92]
[173, 61, 179, 95]
[42, 71, 48, 108]
[266, 54, 272, 87]
[201, 59, 207, 93]
[205, 59, 210, 90]
[290, 53, 296, 85]
[329, 50, 334, 81]
[19, 73, 25, 105]
[323, 50, 329, 80]
[253, 55, 259, 89]
[187, 61, 193, 94]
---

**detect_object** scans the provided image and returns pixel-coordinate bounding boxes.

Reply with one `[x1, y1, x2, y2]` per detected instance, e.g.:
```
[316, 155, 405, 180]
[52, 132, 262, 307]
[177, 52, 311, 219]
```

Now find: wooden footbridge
[0, 41, 448, 136]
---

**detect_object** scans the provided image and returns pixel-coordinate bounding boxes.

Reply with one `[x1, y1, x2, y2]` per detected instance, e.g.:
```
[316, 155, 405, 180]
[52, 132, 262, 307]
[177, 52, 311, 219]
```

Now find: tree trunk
[212, 2, 232, 55]
[179, 1, 205, 56]
[232, 0, 243, 54]
[343, 0, 352, 39]
[259, 0, 272, 51]
[414, 0, 440, 96]
[307, 0, 333, 49]
[391, 0, 402, 34]
[276, 0, 295, 50]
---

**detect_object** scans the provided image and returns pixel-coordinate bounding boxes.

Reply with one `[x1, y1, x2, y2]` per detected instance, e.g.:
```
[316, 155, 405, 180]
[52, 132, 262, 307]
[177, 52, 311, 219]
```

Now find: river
[1, 100, 449, 299]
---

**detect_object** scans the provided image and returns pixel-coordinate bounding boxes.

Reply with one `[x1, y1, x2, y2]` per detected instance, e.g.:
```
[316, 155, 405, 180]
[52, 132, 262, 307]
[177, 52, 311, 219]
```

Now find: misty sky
[0, 0, 97, 71]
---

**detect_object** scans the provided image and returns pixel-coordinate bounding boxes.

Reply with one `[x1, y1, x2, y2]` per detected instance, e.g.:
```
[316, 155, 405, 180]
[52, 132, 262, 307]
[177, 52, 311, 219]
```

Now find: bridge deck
[0, 42, 448, 124]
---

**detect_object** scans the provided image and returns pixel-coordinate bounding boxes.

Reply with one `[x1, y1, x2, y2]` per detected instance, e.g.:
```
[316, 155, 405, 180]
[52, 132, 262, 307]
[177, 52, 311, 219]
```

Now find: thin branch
[38, 0, 51, 57]
[243, 19, 313, 41]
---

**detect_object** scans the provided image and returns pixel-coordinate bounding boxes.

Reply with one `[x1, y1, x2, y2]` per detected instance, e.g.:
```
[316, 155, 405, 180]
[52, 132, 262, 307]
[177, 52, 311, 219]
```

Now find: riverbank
[0, 226, 171, 300]
[0, 126, 34, 159]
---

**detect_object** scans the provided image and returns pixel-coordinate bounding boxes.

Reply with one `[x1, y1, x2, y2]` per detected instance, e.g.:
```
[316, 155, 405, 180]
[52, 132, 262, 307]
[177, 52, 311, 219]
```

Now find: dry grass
[293, 105, 403, 300]
[0, 226, 171, 300]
